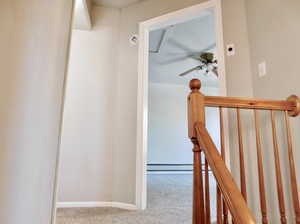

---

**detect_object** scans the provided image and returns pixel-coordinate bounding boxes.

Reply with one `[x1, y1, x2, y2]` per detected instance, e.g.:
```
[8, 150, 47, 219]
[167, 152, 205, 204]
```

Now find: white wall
[58, 6, 120, 203]
[0, 0, 73, 223]
[148, 83, 219, 165]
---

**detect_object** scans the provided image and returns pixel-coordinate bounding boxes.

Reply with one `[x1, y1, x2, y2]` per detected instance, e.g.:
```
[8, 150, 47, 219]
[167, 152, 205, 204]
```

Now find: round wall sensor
[130, 34, 139, 45]
[226, 44, 235, 56]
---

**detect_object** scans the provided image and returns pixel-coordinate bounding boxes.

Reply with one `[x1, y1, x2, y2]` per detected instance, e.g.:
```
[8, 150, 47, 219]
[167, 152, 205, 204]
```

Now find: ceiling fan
[149, 26, 219, 77]
[178, 52, 218, 77]
[155, 39, 218, 77]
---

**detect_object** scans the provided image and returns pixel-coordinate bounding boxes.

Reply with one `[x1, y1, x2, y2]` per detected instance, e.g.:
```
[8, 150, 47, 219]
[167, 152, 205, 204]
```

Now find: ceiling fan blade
[159, 41, 216, 65]
[212, 67, 219, 77]
[178, 66, 201, 77]
[190, 55, 203, 61]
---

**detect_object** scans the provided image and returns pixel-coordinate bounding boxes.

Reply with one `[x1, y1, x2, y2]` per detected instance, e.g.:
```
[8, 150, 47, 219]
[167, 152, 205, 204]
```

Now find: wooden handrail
[195, 122, 256, 224]
[188, 79, 256, 223]
[204, 95, 300, 116]
[188, 79, 300, 223]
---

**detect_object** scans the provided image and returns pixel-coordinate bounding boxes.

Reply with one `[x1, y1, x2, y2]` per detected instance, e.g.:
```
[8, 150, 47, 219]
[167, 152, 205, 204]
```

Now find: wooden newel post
[188, 79, 206, 139]
[188, 79, 206, 224]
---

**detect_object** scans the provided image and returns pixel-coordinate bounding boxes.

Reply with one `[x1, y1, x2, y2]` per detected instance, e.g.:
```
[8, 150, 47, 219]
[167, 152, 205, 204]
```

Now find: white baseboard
[147, 171, 193, 175]
[111, 202, 137, 210]
[56, 201, 137, 210]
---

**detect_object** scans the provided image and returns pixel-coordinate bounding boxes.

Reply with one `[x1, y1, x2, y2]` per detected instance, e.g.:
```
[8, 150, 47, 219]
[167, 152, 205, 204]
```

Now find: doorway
[136, 0, 227, 211]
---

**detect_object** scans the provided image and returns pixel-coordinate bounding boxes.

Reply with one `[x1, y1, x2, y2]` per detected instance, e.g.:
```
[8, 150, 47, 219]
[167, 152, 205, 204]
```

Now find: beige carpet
[56, 174, 216, 224]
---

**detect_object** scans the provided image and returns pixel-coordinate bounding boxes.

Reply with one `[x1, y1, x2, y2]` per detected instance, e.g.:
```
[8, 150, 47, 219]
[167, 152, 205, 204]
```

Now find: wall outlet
[226, 44, 235, 56]
[258, 61, 267, 77]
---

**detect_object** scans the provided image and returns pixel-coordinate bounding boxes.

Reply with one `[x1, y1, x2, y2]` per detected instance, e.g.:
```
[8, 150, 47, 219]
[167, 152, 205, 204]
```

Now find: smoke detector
[130, 34, 139, 45]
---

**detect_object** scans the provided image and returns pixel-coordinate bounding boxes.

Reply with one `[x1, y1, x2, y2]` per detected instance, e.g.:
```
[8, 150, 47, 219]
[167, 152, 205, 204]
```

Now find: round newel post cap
[287, 95, 300, 117]
[189, 79, 201, 92]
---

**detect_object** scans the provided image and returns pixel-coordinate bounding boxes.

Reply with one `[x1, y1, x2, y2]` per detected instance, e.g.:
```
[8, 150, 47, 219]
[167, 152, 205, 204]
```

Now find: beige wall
[58, 6, 120, 203]
[221, 0, 260, 216]
[113, 0, 254, 204]
[0, 0, 73, 223]
[245, 0, 300, 222]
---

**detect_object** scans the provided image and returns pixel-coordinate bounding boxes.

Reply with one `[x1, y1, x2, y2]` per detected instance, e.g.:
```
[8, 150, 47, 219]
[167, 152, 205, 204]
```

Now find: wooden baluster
[236, 108, 247, 202]
[192, 140, 206, 224]
[216, 185, 222, 224]
[284, 111, 300, 224]
[270, 110, 287, 223]
[254, 110, 268, 224]
[219, 107, 228, 224]
[205, 159, 211, 224]
[188, 79, 206, 224]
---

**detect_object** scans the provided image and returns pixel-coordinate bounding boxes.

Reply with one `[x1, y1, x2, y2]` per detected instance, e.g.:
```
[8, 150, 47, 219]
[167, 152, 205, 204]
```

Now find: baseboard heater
[147, 163, 210, 172]
[147, 163, 193, 172]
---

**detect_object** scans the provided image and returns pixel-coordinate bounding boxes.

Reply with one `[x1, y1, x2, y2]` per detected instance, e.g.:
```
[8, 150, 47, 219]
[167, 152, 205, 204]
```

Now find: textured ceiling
[92, 0, 142, 8]
[149, 11, 219, 87]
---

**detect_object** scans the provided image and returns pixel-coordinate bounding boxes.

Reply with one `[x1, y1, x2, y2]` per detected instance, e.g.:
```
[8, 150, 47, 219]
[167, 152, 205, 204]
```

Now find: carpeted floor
[56, 174, 216, 224]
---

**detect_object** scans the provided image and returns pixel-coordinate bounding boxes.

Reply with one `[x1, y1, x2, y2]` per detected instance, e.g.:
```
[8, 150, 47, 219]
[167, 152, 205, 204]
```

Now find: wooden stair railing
[188, 79, 300, 224]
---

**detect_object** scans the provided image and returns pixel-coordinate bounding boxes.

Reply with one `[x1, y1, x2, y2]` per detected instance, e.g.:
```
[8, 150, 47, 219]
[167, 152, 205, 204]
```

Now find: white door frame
[136, 0, 228, 210]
